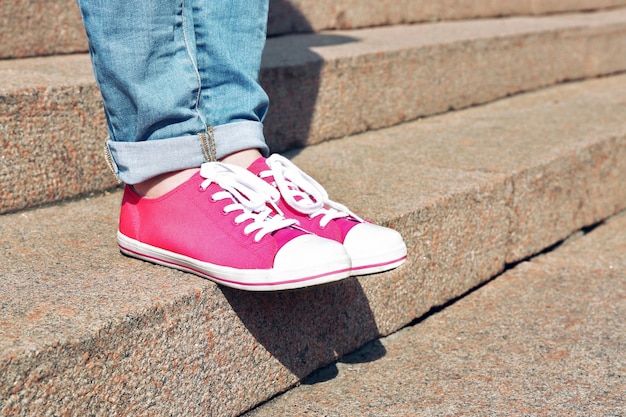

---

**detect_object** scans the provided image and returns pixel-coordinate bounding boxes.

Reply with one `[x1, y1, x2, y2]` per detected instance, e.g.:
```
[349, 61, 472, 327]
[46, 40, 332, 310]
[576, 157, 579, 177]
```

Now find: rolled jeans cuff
[106, 121, 269, 184]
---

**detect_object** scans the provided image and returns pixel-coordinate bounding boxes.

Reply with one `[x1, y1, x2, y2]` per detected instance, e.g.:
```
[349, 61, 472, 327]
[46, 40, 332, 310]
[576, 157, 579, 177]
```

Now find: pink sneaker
[117, 162, 352, 291]
[248, 154, 407, 275]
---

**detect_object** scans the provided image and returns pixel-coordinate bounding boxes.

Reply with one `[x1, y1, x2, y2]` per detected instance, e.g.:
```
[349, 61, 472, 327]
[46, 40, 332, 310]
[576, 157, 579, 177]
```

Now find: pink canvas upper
[118, 171, 307, 270]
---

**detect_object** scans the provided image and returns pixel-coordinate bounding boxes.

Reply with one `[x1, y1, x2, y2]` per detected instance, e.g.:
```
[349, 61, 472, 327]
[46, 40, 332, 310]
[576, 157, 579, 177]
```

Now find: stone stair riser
[3, 0, 626, 59]
[2, 10, 626, 214]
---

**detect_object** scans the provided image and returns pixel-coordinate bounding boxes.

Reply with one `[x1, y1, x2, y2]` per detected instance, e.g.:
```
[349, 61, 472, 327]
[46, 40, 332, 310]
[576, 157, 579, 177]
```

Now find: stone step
[2, 8, 626, 214]
[244, 210, 626, 417]
[3, 0, 626, 59]
[1, 74, 625, 417]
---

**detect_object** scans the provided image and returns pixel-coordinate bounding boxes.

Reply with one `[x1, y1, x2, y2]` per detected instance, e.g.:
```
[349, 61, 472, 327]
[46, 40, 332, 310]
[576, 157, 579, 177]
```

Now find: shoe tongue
[247, 157, 270, 176]
[248, 157, 311, 205]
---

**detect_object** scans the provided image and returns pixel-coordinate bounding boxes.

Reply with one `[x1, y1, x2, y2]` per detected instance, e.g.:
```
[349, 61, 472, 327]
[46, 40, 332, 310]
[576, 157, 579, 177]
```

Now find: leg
[77, 0, 270, 185]
[77, 0, 352, 290]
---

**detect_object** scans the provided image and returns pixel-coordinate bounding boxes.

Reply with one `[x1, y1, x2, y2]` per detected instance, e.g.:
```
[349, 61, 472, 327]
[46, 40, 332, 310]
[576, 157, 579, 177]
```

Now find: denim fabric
[77, 0, 270, 184]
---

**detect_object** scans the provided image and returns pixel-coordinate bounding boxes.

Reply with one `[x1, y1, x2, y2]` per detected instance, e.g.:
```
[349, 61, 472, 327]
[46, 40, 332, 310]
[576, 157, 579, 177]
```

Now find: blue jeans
[77, 0, 271, 184]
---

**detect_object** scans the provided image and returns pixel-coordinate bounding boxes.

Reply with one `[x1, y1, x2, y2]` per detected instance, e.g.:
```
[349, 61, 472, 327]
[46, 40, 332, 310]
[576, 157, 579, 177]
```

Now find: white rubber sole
[350, 247, 408, 276]
[117, 232, 352, 291]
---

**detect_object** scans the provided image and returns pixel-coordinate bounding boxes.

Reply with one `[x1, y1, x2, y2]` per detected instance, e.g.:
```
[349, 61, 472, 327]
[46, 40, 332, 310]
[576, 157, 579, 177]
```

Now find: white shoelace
[261, 154, 363, 228]
[199, 162, 297, 242]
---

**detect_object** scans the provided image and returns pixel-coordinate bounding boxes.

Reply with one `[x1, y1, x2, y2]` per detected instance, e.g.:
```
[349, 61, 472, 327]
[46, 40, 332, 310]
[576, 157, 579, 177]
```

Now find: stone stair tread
[4, 0, 626, 59]
[7, 8, 625, 89]
[265, 8, 626, 64]
[2, 8, 626, 215]
[268, 0, 626, 35]
[287, 75, 626, 263]
[1, 74, 625, 416]
[244, 209, 626, 417]
[0, 54, 94, 93]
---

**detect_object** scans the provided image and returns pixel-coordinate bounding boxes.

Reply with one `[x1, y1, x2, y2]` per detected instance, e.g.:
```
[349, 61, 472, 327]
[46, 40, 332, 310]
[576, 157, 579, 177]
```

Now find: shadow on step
[263, 0, 358, 153]
[228, 2, 375, 385]
[221, 277, 386, 382]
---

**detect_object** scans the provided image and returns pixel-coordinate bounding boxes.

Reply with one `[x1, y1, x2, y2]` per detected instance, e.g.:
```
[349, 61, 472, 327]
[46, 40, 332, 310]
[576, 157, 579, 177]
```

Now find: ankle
[131, 149, 263, 198]
[220, 148, 263, 169]
[132, 168, 199, 198]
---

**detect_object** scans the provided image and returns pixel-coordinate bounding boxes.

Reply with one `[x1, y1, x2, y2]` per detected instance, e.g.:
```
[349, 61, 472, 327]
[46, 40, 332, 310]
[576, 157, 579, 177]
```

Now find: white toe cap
[343, 223, 407, 275]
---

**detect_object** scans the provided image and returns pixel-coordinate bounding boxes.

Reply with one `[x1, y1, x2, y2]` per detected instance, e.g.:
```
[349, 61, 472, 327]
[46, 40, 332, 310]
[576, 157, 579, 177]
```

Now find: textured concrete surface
[245, 211, 626, 417]
[2, 9, 626, 214]
[0, 0, 87, 59]
[288, 75, 626, 266]
[4, 0, 626, 59]
[268, 0, 626, 34]
[1, 75, 625, 416]
[0, 55, 113, 214]
[264, 9, 626, 150]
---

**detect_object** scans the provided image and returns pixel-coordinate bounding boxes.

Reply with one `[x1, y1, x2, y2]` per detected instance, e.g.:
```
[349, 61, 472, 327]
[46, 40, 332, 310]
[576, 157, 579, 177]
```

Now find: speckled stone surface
[3, 9, 626, 214]
[0, 0, 88, 59]
[287, 75, 626, 266]
[0, 55, 116, 214]
[4, 0, 626, 59]
[245, 212, 626, 417]
[263, 9, 626, 151]
[268, 0, 626, 34]
[1, 74, 625, 416]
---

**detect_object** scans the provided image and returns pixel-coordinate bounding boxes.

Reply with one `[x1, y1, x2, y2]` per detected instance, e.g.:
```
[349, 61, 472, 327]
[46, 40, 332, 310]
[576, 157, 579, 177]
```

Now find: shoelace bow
[199, 162, 297, 242]
[262, 154, 363, 228]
